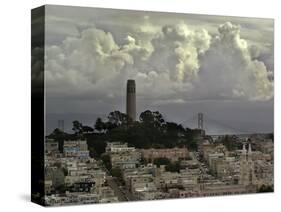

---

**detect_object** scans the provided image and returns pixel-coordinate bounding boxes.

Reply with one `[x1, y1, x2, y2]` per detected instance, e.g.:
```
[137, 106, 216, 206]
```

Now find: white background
[0, 0, 279, 211]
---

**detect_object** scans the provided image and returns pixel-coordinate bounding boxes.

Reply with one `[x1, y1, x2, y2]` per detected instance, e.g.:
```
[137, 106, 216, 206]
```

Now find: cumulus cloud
[42, 19, 273, 106]
[45, 27, 134, 97]
[150, 22, 211, 82]
[197, 22, 273, 101]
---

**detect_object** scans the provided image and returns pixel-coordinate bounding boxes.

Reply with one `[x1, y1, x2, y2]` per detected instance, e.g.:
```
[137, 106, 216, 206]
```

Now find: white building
[239, 143, 257, 186]
[106, 142, 136, 153]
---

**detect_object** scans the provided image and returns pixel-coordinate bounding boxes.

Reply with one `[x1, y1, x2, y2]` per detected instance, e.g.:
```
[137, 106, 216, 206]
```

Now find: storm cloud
[40, 5, 274, 134]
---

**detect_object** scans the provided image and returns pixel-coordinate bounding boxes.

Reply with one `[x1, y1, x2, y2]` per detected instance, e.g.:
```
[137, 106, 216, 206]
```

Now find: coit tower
[126, 79, 136, 122]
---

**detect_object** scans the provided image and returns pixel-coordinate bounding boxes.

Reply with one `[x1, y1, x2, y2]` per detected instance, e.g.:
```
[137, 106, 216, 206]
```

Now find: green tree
[104, 121, 117, 132]
[153, 157, 171, 167]
[111, 167, 122, 179]
[72, 120, 83, 135]
[107, 111, 129, 126]
[95, 118, 105, 133]
[106, 125, 128, 142]
[221, 135, 236, 151]
[187, 140, 198, 151]
[82, 125, 94, 134]
[49, 128, 64, 137]
[139, 110, 165, 128]
[101, 154, 112, 171]
[166, 161, 181, 173]
[48, 128, 65, 153]
[86, 135, 107, 158]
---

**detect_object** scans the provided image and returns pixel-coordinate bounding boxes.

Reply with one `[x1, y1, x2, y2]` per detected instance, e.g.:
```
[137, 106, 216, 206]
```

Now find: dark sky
[41, 5, 274, 135]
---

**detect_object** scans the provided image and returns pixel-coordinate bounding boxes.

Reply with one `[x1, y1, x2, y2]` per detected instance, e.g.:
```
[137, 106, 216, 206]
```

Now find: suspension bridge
[163, 112, 265, 136]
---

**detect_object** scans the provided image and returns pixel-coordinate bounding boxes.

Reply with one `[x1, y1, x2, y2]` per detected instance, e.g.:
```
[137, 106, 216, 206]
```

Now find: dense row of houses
[105, 138, 273, 201]
[44, 134, 273, 205]
[44, 139, 118, 206]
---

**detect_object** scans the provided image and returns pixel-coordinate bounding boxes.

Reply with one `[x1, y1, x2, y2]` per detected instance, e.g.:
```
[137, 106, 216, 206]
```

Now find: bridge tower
[198, 113, 204, 130]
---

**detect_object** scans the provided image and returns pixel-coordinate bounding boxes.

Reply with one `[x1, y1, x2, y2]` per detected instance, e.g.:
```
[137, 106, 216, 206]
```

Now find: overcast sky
[40, 5, 274, 135]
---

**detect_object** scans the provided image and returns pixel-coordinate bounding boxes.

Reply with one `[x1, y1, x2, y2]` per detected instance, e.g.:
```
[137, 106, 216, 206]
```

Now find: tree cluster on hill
[47, 110, 198, 158]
